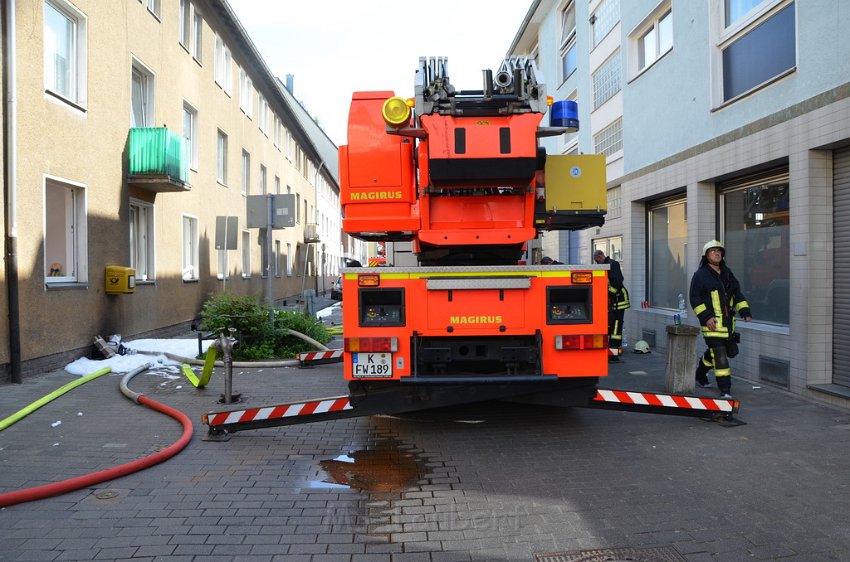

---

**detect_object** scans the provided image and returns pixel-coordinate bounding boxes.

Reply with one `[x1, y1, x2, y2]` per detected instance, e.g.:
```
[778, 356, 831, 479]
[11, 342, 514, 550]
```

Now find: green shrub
[199, 292, 332, 360]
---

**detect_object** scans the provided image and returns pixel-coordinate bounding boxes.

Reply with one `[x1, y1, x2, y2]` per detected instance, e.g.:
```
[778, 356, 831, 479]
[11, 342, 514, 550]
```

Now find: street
[1, 345, 850, 561]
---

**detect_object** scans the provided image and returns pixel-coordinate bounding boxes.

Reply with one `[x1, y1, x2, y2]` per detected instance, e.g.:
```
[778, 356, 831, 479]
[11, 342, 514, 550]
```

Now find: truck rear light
[358, 274, 381, 287]
[554, 334, 607, 350]
[571, 271, 593, 284]
[345, 337, 399, 353]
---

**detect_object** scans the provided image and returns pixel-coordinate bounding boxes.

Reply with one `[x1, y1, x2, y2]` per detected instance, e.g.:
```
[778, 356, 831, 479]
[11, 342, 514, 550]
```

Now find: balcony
[304, 223, 321, 243]
[127, 128, 190, 193]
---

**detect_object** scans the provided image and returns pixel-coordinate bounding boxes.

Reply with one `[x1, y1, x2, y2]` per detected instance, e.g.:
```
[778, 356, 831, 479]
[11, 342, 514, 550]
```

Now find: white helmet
[633, 340, 651, 354]
[703, 240, 725, 256]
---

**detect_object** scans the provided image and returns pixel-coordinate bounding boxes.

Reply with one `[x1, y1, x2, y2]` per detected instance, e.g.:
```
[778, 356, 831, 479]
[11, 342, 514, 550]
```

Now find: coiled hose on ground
[0, 364, 193, 508]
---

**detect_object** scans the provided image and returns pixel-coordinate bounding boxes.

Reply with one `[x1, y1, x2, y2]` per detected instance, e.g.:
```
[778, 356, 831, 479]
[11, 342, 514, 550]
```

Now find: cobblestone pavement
[2, 328, 850, 561]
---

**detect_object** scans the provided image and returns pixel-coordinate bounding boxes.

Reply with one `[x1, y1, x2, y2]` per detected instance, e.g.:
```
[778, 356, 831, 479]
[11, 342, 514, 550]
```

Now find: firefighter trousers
[695, 337, 736, 393]
[608, 308, 625, 348]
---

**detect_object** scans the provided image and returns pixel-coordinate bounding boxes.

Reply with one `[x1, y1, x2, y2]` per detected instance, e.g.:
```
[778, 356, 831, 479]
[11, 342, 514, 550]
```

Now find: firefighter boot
[695, 359, 711, 388]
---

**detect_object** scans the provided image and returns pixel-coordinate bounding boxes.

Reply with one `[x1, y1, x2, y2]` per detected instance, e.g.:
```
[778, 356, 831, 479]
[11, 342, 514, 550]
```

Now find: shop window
[721, 170, 789, 325]
[647, 197, 687, 309]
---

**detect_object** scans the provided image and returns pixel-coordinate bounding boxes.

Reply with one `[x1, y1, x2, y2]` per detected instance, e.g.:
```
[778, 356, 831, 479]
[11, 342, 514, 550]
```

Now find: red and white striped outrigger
[297, 349, 344, 366]
[202, 382, 741, 437]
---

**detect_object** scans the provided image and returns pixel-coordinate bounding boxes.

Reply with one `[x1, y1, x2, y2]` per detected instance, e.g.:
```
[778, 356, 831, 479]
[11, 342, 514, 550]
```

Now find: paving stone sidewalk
[1, 329, 850, 561]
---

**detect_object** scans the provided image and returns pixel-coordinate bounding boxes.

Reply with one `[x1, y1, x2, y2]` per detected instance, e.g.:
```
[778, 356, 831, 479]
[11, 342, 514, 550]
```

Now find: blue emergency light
[550, 100, 579, 129]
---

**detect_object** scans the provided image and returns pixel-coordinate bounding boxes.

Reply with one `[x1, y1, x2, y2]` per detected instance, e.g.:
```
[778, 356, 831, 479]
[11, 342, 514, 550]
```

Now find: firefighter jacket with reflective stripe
[689, 257, 751, 339]
[604, 257, 630, 310]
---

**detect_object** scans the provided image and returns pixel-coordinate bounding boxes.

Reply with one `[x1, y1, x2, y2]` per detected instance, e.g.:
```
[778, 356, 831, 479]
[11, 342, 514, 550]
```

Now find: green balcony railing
[127, 127, 189, 190]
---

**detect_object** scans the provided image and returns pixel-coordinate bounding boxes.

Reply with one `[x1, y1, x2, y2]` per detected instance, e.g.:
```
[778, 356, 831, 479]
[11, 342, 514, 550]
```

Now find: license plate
[352, 352, 393, 378]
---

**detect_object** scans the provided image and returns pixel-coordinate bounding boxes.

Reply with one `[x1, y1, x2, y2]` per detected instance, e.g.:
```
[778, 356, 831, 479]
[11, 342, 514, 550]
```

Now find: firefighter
[593, 250, 630, 361]
[689, 240, 752, 398]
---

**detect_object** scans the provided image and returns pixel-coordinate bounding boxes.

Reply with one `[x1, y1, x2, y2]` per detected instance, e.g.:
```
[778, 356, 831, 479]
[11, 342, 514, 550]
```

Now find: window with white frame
[593, 236, 623, 263]
[717, 1, 795, 103]
[274, 116, 282, 148]
[592, 50, 621, 110]
[591, 0, 619, 47]
[44, 0, 87, 106]
[192, 8, 203, 62]
[593, 117, 622, 157]
[239, 69, 253, 117]
[296, 194, 301, 223]
[147, 0, 160, 18]
[214, 34, 232, 94]
[275, 240, 282, 276]
[285, 130, 293, 160]
[259, 164, 267, 194]
[131, 62, 154, 127]
[721, 169, 789, 325]
[258, 95, 269, 134]
[216, 129, 227, 184]
[286, 242, 293, 276]
[647, 197, 687, 309]
[241, 150, 250, 196]
[241, 230, 251, 277]
[559, 1, 577, 82]
[274, 175, 280, 194]
[178, 0, 190, 47]
[216, 249, 228, 280]
[259, 237, 269, 278]
[182, 214, 199, 281]
[129, 199, 155, 281]
[45, 176, 87, 283]
[182, 101, 198, 170]
[636, 5, 673, 72]
[725, 0, 764, 27]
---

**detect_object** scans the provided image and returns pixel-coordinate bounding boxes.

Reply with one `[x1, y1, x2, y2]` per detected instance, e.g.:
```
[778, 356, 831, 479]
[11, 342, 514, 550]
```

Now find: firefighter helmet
[703, 240, 725, 256]
[633, 340, 651, 354]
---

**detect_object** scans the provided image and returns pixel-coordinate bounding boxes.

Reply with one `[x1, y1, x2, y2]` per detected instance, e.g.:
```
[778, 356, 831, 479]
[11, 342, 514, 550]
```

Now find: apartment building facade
[511, 0, 850, 409]
[0, 0, 342, 380]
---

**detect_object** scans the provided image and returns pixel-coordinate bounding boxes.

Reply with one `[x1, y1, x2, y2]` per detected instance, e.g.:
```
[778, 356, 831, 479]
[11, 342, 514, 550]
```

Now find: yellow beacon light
[382, 96, 411, 127]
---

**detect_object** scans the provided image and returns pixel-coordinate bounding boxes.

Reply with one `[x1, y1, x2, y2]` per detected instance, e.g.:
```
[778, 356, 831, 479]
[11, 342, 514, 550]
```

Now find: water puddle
[315, 439, 426, 492]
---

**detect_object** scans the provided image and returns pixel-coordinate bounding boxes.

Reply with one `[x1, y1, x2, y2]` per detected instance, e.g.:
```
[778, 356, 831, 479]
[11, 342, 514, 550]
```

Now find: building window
[720, 2, 795, 103]
[637, 7, 673, 72]
[216, 129, 227, 184]
[607, 185, 622, 220]
[241, 150, 250, 196]
[647, 197, 687, 309]
[259, 164, 267, 194]
[241, 230, 251, 277]
[129, 200, 154, 281]
[131, 62, 154, 127]
[44, 0, 87, 106]
[147, 0, 160, 18]
[44, 176, 87, 283]
[592, 50, 621, 110]
[192, 9, 203, 62]
[182, 214, 199, 281]
[178, 0, 190, 47]
[239, 69, 253, 117]
[182, 101, 198, 170]
[593, 236, 622, 263]
[258, 95, 269, 135]
[274, 116, 282, 148]
[275, 240, 282, 277]
[274, 175, 281, 194]
[721, 170, 789, 325]
[216, 249, 228, 280]
[559, 1, 577, 82]
[591, 0, 619, 47]
[286, 242, 293, 276]
[214, 34, 232, 95]
[593, 117, 623, 157]
[296, 194, 301, 223]
[285, 130, 293, 160]
[725, 0, 764, 27]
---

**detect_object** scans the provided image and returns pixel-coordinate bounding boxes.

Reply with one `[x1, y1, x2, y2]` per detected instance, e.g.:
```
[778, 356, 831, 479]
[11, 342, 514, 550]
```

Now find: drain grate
[535, 545, 686, 562]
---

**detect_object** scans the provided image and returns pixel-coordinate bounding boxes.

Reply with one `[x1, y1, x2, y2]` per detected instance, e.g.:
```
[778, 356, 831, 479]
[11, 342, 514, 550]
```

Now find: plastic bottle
[676, 292, 686, 325]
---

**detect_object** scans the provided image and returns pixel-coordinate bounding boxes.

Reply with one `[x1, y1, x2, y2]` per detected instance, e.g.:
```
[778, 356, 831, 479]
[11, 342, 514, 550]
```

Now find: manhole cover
[94, 490, 120, 500]
[535, 546, 686, 562]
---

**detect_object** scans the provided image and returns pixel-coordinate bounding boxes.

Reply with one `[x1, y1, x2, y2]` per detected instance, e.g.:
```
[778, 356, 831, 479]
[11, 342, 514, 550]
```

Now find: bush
[199, 292, 332, 360]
